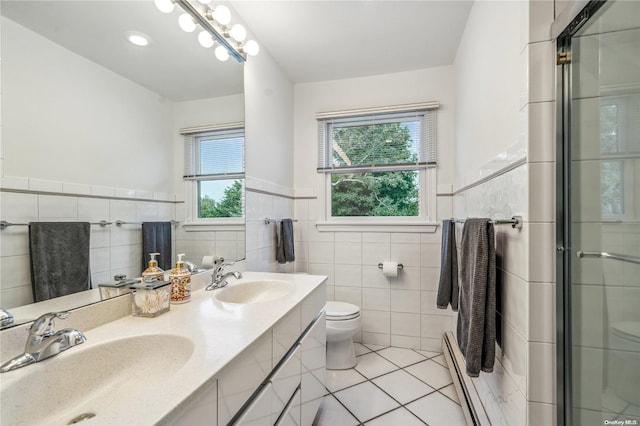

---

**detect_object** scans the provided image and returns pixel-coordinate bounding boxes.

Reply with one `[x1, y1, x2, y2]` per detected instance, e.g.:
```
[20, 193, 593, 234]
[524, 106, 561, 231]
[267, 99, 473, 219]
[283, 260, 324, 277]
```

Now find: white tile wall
[0, 188, 179, 309]
[294, 196, 456, 352]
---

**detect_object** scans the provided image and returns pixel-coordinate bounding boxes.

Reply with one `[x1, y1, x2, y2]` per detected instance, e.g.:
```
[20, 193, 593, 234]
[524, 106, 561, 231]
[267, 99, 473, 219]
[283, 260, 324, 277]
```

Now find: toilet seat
[326, 301, 360, 321]
[612, 321, 640, 344]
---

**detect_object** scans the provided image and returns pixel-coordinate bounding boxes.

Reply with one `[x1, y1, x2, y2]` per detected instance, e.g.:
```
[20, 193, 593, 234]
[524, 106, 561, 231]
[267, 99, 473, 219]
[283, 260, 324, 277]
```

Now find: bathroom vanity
[0, 272, 327, 426]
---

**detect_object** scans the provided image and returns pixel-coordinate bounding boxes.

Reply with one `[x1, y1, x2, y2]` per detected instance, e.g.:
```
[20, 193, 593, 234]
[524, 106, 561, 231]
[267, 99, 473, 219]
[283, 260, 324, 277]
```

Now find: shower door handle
[576, 251, 640, 265]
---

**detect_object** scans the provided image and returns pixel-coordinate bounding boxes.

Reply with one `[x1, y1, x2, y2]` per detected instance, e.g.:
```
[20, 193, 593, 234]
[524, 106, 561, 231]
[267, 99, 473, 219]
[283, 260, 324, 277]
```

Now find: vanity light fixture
[178, 13, 197, 32]
[154, 0, 175, 14]
[154, 0, 259, 63]
[198, 31, 215, 48]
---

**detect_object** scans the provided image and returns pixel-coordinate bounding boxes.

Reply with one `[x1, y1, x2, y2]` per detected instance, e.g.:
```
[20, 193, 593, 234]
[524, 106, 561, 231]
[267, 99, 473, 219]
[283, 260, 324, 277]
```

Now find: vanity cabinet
[221, 284, 326, 426]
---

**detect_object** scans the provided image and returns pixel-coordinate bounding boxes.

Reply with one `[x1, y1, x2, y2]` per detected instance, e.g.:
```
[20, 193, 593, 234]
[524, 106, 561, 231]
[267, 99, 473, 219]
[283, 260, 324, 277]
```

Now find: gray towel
[456, 218, 496, 377]
[437, 220, 459, 311]
[276, 219, 295, 264]
[142, 222, 172, 272]
[29, 222, 91, 303]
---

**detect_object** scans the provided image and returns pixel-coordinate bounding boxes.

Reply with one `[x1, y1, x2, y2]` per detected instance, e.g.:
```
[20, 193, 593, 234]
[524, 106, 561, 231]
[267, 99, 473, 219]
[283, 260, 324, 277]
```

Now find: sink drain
[68, 413, 96, 424]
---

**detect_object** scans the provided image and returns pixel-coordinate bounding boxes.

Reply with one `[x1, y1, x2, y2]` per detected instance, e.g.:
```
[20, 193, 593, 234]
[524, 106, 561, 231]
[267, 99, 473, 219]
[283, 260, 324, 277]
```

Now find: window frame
[316, 103, 438, 231]
[183, 125, 245, 229]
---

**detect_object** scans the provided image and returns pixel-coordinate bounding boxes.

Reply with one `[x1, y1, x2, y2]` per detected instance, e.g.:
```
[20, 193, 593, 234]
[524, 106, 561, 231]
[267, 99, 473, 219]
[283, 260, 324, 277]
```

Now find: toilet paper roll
[382, 261, 398, 277]
[202, 256, 216, 269]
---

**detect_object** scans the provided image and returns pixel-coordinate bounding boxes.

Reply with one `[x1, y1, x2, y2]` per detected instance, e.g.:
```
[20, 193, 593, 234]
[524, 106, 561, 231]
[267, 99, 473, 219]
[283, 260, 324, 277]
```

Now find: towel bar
[451, 216, 523, 229]
[264, 218, 299, 225]
[0, 220, 112, 230]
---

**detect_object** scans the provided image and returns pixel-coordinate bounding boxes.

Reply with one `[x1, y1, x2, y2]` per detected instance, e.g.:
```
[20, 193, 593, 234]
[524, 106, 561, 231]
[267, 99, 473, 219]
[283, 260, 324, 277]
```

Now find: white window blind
[184, 127, 244, 180]
[317, 104, 438, 173]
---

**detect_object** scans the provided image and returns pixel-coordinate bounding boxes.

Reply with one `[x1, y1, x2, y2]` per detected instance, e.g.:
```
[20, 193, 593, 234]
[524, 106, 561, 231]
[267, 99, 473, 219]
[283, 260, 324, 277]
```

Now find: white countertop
[0, 272, 327, 426]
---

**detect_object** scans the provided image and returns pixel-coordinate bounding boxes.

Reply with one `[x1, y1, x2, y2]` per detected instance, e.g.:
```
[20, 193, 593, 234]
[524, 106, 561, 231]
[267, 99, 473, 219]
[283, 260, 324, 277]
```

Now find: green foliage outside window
[199, 180, 243, 218]
[331, 122, 419, 217]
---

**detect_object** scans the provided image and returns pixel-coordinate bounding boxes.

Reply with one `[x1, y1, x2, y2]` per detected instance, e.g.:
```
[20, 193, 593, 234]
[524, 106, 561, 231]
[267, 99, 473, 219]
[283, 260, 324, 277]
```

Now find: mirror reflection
[0, 0, 245, 327]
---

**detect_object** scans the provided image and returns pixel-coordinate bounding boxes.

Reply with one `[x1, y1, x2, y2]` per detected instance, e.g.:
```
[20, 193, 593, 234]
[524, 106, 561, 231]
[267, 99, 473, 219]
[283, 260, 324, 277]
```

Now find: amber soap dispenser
[169, 253, 191, 304]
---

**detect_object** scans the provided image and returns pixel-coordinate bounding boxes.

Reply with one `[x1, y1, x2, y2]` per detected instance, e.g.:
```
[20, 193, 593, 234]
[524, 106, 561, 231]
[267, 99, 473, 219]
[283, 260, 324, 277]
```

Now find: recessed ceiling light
[125, 32, 152, 47]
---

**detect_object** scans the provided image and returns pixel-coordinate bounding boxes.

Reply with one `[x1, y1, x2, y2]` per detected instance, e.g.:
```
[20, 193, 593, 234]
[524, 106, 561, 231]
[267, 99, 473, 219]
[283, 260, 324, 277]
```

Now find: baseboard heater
[441, 331, 491, 426]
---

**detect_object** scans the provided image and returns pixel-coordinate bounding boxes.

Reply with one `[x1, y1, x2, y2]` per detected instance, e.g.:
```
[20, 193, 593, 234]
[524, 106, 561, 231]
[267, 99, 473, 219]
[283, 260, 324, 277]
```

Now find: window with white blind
[317, 103, 438, 222]
[183, 126, 244, 221]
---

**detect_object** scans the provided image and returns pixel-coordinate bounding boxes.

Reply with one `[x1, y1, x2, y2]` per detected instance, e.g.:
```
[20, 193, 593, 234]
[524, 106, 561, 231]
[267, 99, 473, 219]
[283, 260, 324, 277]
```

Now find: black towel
[437, 220, 459, 311]
[29, 222, 91, 303]
[456, 218, 496, 377]
[276, 219, 295, 264]
[142, 222, 172, 271]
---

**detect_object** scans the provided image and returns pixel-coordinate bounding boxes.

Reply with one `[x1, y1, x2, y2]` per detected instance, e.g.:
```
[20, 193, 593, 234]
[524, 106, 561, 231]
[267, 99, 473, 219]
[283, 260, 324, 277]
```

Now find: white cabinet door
[271, 344, 302, 424]
[218, 332, 272, 425]
[275, 387, 301, 426]
[232, 383, 273, 426]
[300, 313, 326, 426]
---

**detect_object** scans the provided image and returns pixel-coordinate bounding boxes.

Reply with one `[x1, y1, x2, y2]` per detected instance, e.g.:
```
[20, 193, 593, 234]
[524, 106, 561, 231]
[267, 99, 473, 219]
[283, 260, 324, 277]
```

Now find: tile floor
[314, 343, 467, 426]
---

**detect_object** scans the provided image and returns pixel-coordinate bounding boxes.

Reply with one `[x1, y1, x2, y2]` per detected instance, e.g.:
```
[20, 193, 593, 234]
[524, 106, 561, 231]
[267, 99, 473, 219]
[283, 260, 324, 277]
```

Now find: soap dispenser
[142, 253, 164, 283]
[169, 253, 191, 304]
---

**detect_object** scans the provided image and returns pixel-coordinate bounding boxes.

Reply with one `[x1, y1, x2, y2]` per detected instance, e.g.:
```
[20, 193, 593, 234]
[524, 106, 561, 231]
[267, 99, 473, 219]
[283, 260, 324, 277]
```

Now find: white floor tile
[405, 359, 453, 389]
[415, 350, 441, 359]
[431, 354, 448, 367]
[354, 352, 399, 379]
[364, 407, 425, 426]
[363, 343, 389, 351]
[377, 347, 427, 367]
[440, 384, 461, 405]
[334, 382, 400, 423]
[406, 392, 467, 426]
[326, 368, 368, 393]
[314, 395, 359, 426]
[355, 342, 372, 356]
[372, 369, 435, 404]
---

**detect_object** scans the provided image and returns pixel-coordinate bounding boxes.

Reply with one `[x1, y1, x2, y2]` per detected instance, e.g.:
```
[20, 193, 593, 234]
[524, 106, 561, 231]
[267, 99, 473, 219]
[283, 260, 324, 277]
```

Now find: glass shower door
[560, 1, 640, 424]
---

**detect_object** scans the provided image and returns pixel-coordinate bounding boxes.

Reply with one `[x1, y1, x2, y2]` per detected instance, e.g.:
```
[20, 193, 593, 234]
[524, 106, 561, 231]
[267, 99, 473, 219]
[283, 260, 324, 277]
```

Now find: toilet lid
[326, 301, 360, 320]
[612, 322, 640, 343]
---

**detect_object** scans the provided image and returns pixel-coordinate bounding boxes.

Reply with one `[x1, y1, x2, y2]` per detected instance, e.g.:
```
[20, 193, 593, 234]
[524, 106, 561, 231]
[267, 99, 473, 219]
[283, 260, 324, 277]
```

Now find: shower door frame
[555, 1, 608, 425]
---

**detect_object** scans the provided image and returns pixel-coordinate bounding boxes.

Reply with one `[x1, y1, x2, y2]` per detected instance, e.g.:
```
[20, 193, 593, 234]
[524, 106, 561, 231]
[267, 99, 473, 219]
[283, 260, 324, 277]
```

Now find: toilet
[325, 301, 361, 370]
[609, 321, 640, 405]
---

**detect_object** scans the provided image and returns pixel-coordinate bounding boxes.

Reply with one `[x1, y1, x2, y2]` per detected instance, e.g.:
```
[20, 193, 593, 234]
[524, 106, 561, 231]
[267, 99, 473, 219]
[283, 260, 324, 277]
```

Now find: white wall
[293, 67, 456, 193]
[291, 67, 456, 350]
[244, 47, 296, 271]
[453, 1, 522, 190]
[244, 47, 295, 189]
[1, 17, 174, 194]
[453, 1, 557, 425]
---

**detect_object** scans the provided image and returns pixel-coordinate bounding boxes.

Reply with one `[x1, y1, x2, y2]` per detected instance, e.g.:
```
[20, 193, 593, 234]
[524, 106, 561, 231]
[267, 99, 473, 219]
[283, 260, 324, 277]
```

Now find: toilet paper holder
[377, 263, 403, 270]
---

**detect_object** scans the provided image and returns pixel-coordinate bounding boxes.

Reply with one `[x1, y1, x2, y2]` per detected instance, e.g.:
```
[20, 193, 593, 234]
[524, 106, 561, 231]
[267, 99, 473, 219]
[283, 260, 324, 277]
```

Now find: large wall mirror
[0, 0, 245, 327]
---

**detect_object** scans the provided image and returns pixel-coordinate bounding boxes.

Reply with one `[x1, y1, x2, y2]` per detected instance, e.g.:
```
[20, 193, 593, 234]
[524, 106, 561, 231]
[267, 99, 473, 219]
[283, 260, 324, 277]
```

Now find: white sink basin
[1, 334, 194, 426]
[215, 280, 295, 304]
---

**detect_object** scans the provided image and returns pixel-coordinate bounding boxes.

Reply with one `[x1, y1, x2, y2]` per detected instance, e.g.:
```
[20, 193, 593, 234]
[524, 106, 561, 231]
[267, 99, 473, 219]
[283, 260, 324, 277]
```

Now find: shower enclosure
[557, 1, 640, 424]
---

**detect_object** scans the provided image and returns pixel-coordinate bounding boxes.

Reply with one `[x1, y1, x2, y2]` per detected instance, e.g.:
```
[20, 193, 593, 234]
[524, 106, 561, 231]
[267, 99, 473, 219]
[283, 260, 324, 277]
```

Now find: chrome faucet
[206, 261, 243, 291]
[0, 311, 86, 373]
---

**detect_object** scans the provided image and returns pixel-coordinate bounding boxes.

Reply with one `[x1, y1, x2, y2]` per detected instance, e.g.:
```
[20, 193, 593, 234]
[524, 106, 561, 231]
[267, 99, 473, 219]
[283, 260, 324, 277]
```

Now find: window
[599, 96, 639, 219]
[317, 103, 438, 223]
[183, 125, 244, 222]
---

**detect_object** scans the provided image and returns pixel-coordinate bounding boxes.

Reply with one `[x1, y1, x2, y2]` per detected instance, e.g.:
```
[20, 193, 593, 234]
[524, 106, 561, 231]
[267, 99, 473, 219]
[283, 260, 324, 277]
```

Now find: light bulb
[213, 5, 231, 26]
[178, 14, 196, 32]
[198, 31, 214, 48]
[154, 0, 174, 13]
[244, 39, 259, 56]
[229, 24, 246, 42]
[215, 45, 230, 61]
[128, 34, 149, 46]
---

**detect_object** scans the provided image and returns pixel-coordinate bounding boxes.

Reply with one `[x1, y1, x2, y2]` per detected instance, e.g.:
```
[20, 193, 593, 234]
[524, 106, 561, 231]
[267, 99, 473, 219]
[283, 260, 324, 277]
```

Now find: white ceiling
[2, 1, 244, 102]
[231, 0, 473, 83]
[2, 1, 473, 99]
